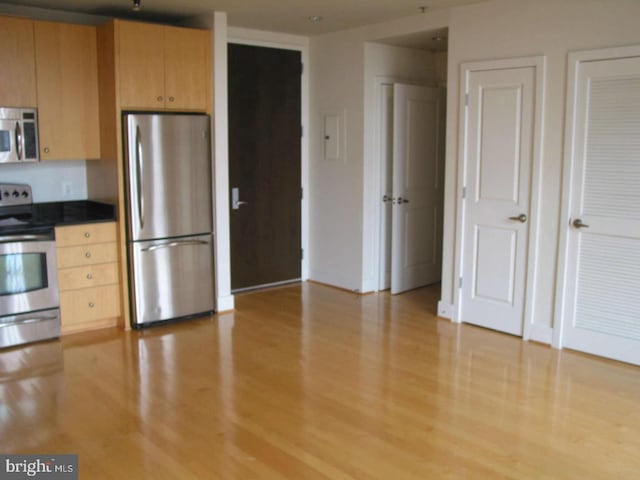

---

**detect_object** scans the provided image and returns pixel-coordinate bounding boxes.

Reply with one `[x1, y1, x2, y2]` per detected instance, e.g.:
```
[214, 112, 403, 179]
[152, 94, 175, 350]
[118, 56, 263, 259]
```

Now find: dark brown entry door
[228, 43, 302, 291]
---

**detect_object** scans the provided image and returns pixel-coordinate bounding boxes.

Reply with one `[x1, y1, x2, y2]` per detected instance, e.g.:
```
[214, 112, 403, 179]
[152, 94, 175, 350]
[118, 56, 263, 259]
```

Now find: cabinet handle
[84, 232, 91, 238]
[88, 302, 95, 308]
[85, 251, 92, 258]
[169, 96, 175, 102]
[86, 273, 93, 280]
[157, 96, 163, 102]
[43, 147, 50, 154]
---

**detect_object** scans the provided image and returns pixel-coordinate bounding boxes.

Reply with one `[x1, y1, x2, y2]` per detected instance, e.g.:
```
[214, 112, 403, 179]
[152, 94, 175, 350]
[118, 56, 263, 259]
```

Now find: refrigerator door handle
[136, 125, 145, 230]
[141, 239, 209, 252]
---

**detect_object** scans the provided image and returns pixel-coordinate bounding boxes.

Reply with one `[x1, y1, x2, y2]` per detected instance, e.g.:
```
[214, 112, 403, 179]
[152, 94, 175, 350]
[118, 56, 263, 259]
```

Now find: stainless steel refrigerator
[123, 113, 215, 327]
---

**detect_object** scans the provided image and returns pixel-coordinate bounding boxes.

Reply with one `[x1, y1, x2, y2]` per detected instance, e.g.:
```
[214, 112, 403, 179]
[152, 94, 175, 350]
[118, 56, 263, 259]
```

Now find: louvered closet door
[562, 54, 640, 365]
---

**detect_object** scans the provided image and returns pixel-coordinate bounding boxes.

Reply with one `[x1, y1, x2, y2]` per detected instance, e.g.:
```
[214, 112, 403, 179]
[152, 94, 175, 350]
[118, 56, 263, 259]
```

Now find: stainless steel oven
[0, 228, 60, 348]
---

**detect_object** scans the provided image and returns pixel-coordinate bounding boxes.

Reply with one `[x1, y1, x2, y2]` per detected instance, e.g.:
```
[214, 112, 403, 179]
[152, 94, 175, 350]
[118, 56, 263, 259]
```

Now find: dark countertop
[31, 200, 116, 226]
[0, 200, 116, 234]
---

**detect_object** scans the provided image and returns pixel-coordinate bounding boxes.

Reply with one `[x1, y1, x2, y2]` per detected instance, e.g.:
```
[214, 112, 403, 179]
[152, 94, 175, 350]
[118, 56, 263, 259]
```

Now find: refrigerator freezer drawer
[130, 234, 215, 326]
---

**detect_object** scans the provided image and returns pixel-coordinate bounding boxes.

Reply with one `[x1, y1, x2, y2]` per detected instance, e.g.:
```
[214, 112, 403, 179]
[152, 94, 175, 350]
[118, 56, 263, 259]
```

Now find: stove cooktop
[0, 184, 116, 234]
[0, 183, 32, 207]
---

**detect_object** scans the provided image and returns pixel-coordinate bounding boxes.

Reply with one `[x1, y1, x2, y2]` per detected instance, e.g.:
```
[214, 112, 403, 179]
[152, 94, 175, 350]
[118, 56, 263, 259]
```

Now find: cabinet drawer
[56, 222, 116, 247]
[60, 284, 120, 325]
[57, 242, 117, 268]
[58, 263, 119, 291]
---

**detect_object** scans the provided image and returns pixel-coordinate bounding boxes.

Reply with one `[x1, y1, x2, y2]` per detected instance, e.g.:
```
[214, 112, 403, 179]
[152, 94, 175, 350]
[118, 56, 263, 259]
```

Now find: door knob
[396, 197, 410, 204]
[572, 218, 589, 228]
[382, 195, 393, 203]
[231, 187, 248, 210]
[508, 213, 527, 223]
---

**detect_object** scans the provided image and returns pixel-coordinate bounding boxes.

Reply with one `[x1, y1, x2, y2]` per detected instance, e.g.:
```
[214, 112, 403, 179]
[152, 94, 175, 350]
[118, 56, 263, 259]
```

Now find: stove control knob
[12, 190, 19, 198]
[21, 191, 29, 198]
[2, 191, 8, 197]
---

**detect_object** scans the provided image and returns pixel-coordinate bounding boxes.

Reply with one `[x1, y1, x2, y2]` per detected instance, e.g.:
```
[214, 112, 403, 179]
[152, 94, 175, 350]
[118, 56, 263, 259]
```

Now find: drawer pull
[86, 273, 93, 280]
[84, 232, 91, 238]
[85, 252, 91, 258]
[88, 302, 95, 308]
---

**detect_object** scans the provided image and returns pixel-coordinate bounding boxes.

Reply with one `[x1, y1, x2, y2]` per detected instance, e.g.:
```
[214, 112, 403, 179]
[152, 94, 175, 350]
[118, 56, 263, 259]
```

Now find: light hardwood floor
[1, 282, 639, 478]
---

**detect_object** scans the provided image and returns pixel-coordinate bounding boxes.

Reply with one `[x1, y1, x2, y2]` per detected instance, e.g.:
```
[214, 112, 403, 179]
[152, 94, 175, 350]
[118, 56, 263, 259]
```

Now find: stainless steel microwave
[0, 108, 39, 163]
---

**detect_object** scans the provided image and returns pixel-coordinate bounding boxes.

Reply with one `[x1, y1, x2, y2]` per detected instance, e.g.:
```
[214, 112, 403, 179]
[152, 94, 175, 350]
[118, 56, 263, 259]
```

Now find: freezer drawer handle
[141, 240, 209, 252]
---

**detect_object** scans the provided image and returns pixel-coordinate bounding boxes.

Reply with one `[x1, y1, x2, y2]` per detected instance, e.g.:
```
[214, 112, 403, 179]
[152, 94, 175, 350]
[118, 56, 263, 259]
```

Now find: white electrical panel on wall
[323, 110, 346, 162]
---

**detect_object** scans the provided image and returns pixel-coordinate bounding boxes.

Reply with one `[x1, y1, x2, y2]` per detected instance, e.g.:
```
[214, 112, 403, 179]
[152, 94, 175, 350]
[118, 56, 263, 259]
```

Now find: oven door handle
[0, 315, 59, 328]
[0, 234, 53, 243]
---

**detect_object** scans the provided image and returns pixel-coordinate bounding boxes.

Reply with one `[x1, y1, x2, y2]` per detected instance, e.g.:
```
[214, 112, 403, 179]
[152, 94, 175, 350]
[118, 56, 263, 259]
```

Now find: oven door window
[0, 253, 48, 295]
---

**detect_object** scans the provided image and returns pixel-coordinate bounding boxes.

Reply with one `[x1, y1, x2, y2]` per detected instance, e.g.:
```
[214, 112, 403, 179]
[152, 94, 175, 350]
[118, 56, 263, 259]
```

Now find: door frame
[373, 76, 438, 292]
[227, 28, 309, 281]
[454, 56, 546, 341]
[553, 44, 640, 350]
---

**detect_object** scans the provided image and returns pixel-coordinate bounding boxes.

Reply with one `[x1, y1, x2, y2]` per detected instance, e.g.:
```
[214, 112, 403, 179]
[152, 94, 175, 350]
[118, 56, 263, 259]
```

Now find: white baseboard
[216, 295, 235, 312]
[528, 323, 553, 345]
[437, 301, 455, 320]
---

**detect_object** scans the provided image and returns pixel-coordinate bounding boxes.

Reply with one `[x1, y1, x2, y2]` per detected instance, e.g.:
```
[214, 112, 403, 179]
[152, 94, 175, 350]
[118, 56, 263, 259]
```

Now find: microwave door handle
[135, 125, 144, 230]
[15, 122, 22, 160]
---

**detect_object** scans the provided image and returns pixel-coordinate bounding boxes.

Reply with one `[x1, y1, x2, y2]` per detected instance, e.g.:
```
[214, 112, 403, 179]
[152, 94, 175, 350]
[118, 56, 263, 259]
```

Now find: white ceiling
[1, 0, 482, 36]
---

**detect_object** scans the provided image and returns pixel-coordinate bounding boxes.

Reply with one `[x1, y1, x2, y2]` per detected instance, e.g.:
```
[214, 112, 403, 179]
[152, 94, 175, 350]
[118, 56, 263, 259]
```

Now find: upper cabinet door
[0, 16, 37, 107]
[117, 21, 165, 109]
[164, 26, 211, 111]
[34, 21, 100, 160]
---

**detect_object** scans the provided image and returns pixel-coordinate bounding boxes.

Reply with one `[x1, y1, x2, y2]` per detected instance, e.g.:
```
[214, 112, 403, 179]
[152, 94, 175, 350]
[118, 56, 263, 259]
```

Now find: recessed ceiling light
[308, 15, 323, 23]
[132, 0, 141, 12]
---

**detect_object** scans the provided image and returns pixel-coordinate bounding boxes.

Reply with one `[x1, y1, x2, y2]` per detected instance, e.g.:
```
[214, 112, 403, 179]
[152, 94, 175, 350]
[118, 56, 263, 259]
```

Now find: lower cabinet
[55, 222, 121, 334]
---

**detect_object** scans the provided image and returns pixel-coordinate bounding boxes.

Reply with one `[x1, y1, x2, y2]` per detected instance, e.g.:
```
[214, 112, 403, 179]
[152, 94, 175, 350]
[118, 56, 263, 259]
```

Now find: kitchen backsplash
[0, 161, 88, 203]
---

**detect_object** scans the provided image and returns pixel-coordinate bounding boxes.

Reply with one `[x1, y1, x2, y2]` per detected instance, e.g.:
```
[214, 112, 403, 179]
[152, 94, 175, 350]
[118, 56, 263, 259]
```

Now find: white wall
[309, 0, 640, 343]
[439, 0, 640, 340]
[182, 12, 235, 312]
[0, 161, 87, 202]
[309, 28, 366, 290]
[308, 10, 448, 292]
[361, 43, 439, 292]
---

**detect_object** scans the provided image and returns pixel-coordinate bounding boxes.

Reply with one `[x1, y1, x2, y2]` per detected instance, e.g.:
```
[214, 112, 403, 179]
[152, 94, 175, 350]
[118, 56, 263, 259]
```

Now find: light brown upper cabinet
[117, 20, 211, 111]
[34, 21, 100, 160]
[0, 16, 37, 107]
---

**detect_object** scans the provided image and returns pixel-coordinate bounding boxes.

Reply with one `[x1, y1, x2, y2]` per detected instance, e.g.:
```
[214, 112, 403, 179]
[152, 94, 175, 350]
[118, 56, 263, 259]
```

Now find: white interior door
[390, 84, 444, 294]
[560, 52, 640, 365]
[459, 64, 537, 336]
[378, 84, 394, 291]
